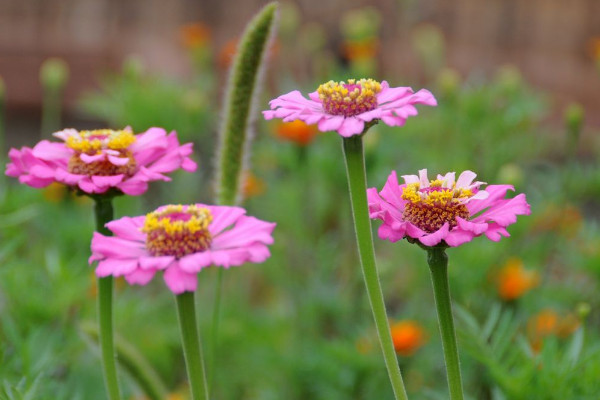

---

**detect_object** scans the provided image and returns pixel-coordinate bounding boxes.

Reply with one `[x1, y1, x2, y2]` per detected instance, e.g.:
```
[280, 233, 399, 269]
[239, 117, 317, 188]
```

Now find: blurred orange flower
[527, 309, 580, 352]
[496, 258, 539, 301]
[390, 320, 426, 356]
[180, 22, 211, 49]
[218, 38, 238, 68]
[242, 171, 266, 199]
[275, 120, 319, 146]
[342, 38, 380, 61]
[588, 37, 600, 60]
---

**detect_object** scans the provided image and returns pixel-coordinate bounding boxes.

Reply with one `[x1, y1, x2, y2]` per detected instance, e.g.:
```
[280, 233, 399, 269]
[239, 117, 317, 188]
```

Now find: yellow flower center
[65, 129, 138, 176]
[142, 205, 213, 258]
[401, 180, 474, 233]
[317, 78, 381, 117]
[65, 129, 136, 153]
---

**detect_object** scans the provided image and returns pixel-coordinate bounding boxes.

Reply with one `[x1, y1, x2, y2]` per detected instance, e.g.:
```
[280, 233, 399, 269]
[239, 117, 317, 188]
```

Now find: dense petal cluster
[263, 79, 437, 137]
[6, 127, 196, 195]
[89, 204, 276, 294]
[368, 169, 530, 247]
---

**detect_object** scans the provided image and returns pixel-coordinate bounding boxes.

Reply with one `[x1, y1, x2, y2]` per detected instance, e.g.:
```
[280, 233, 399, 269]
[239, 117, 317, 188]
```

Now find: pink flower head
[368, 169, 531, 247]
[263, 79, 437, 137]
[6, 127, 197, 195]
[89, 204, 276, 294]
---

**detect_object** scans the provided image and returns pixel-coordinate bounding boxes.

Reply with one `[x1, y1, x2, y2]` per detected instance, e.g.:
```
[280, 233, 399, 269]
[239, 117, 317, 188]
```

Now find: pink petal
[29, 164, 56, 179]
[108, 155, 130, 165]
[337, 118, 365, 137]
[467, 185, 514, 215]
[317, 115, 345, 132]
[95, 258, 138, 277]
[91, 175, 124, 188]
[139, 255, 175, 270]
[31, 141, 72, 162]
[116, 177, 149, 196]
[125, 269, 156, 286]
[106, 216, 146, 241]
[55, 168, 83, 185]
[163, 263, 198, 294]
[484, 223, 510, 241]
[376, 85, 412, 104]
[472, 193, 530, 226]
[212, 216, 275, 249]
[207, 205, 247, 235]
[178, 252, 213, 273]
[444, 228, 476, 247]
[78, 178, 106, 194]
[456, 217, 488, 235]
[455, 170, 477, 189]
[80, 153, 106, 163]
[90, 232, 147, 260]
[418, 223, 449, 246]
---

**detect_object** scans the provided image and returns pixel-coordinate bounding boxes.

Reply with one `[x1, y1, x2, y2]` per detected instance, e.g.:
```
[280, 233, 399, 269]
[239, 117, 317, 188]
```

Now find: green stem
[176, 292, 209, 400]
[426, 247, 464, 400]
[342, 135, 408, 400]
[80, 321, 169, 400]
[208, 267, 224, 391]
[94, 198, 122, 400]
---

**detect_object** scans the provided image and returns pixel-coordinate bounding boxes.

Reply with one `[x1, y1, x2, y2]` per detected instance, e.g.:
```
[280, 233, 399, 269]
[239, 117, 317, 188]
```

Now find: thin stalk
[426, 246, 464, 400]
[176, 292, 209, 400]
[208, 267, 224, 391]
[80, 321, 169, 400]
[211, 5, 278, 388]
[342, 134, 408, 400]
[94, 198, 122, 400]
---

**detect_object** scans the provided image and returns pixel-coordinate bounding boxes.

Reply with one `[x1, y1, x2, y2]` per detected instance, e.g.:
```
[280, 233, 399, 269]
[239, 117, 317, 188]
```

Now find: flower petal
[125, 269, 156, 286]
[163, 263, 198, 294]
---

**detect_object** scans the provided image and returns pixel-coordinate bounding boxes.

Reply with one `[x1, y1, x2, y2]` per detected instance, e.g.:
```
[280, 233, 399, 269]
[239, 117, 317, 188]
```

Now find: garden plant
[1, 2, 599, 400]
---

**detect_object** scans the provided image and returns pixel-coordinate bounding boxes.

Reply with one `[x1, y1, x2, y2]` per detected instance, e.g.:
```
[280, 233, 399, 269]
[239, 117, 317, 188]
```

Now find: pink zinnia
[368, 169, 530, 247]
[263, 78, 437, 137]
[89, 204, 276, 294]
[6, 127, 196, 195]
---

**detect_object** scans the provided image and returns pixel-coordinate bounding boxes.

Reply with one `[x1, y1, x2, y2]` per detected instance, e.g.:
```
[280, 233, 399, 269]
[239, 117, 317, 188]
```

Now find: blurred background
[1, 0, 600, 139]
[1, 1, 600, 399]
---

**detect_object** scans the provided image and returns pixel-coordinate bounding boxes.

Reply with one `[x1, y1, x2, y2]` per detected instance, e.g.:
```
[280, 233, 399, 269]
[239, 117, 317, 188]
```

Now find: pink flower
[263, 79, 437, 137]
[367, 169, 530, 247]
[89, 204, 276, 294]
[6, 127, 197, 195]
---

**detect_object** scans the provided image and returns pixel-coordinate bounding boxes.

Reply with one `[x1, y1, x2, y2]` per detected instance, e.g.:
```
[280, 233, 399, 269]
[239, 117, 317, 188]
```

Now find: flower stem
[176, 292, 209, 400]
[93, 198, 122, 400]
[342, 135, 408, 400]
[426, 246, 464, 400]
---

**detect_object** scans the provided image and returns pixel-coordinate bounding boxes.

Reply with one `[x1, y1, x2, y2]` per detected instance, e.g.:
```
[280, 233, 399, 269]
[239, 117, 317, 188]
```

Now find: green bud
[40, 58, 69, 90]
[300, 22, 326, 54]
[279, 2, 300, 39]
[340, 7, 381, 41]
[412, 24, 445, 76]
[564, 102, 584, 135]
[576, 302, 591, 320]
[495, 64, 522, 94]
[436, 68, 461, 97]
[497, 163, 524, 188]
[122, 55, 146, 79]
